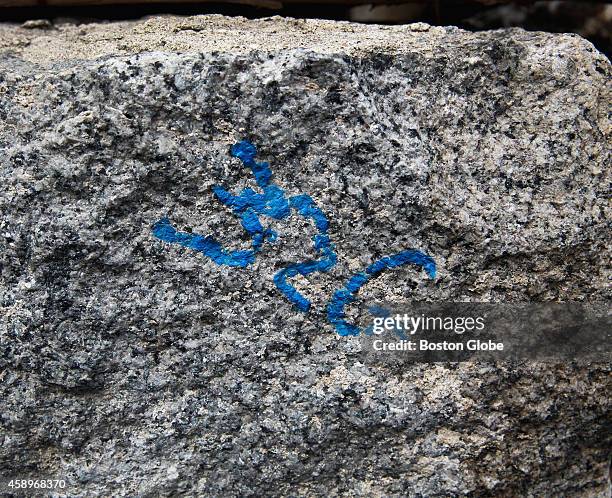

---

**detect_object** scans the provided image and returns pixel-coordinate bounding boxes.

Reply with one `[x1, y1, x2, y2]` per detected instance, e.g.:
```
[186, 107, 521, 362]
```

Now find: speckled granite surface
[0, 16, 610, 497]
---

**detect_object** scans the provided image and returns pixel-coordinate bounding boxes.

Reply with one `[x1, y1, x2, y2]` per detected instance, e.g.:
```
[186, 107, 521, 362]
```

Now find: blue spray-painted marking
[327, 251, 436, 336]
[152, 217, 256, 267]
[153, 140, 437, 334]
[153, 140, 337, 312]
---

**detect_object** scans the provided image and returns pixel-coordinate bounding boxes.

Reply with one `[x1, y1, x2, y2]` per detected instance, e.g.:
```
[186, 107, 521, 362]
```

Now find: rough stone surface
[0, 15, 610, 497]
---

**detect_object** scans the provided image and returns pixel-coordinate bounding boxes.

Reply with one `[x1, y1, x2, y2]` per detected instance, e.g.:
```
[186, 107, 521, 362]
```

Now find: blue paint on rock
[153, 140, 337, 311]
[327, 251, 436, 337]
[152, 217, 256, 267]
[153, 140, 437, 335]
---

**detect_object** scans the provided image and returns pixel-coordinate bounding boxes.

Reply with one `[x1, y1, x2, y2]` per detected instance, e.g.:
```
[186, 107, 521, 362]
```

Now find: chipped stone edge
[0, 14, 607, 65]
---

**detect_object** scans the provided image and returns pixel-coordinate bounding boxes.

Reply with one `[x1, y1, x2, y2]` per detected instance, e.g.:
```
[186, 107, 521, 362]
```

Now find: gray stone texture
[0, 15, 610, 497]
